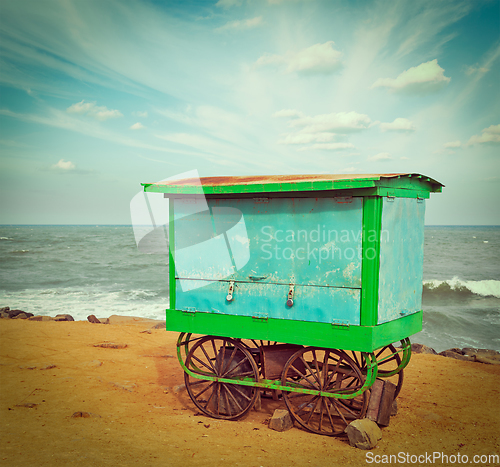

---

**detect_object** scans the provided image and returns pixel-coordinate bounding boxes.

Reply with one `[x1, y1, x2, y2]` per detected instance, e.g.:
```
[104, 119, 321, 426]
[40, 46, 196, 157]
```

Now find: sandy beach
[1, 318, 499, 467]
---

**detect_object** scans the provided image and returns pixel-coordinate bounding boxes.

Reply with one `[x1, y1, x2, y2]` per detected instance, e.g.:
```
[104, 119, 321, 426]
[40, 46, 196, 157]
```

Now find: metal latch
[286, 284, 295, 307]
[332, 319, 350, 327]
[387, 196, 395, 202]
[226, 281, 235, 302]
[417, 197, 424, 203]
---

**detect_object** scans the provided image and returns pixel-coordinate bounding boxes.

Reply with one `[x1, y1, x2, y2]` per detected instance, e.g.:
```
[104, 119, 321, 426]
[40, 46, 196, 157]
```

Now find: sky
[0, 0, 499, 225]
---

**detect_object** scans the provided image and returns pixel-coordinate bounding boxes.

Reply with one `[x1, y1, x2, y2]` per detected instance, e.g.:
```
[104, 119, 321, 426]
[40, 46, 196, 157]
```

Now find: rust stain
[150, 173, 411, 187]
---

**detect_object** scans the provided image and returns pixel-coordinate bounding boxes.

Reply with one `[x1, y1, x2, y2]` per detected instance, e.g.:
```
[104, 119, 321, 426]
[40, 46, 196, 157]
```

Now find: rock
[462, 348, 500, 364]
[140, 329, 152, 334]
[438, 350, 474, 361]
[0, 306, 10, 313]
[12, 312, 28, 319]
[391, 399, 398, 416]
[87, 315, 101, 324]
[94, 342, 127, 349]
[98, 318, 109, 324]
[8, 309, 26, 318]
[0, 311, 10, 319]
[71, 411, 101, 418]
[462, 347, 477, 357]
[269, 409, 293, 432]
[28, 315, 55, 321]
[475, 349, 500, 365]
[345, 419, 382, 450]
[411, 343, 437, 355]
[446, 348, 464, 355]
[151, 321, 166, 330]
[55, 314, 74, 321]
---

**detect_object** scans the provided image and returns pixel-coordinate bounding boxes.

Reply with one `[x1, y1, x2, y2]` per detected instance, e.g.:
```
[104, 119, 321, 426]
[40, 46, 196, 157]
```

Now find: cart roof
[142, 173, 443, 198]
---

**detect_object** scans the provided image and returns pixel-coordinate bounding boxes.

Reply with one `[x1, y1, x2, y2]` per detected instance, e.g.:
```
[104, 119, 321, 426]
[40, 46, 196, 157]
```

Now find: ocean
[0, 225, 499, 353]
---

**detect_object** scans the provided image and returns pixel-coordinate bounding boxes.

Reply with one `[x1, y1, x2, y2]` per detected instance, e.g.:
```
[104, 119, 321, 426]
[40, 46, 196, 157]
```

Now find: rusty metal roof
[142, 173, 443, 197]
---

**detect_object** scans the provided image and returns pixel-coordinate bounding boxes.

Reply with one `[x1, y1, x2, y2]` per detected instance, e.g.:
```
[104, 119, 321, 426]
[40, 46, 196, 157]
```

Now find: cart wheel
[184, 336, 260, 420]
[281, 348, 368, 436]
[347, 343, 405, 399]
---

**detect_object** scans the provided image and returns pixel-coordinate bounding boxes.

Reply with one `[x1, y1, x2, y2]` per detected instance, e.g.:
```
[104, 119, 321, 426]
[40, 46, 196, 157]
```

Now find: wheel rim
[184, 336, 260, 420]
[347, 343, 405, 399]
[281, 347, 368, 436]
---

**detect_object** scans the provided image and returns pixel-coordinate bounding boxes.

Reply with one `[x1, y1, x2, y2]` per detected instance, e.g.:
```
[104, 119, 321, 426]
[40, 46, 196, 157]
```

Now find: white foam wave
[0, 287, 168, 321]
[424, 277, 500, 298]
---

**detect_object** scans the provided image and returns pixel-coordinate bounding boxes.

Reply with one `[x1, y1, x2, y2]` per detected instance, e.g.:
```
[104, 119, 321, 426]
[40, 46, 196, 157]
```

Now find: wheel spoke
[191, 353, 216, 374]
[184, 336, 259, 420]
[223, 385, 233, 417]
[282, 347, 368, 436]
[193, 380, 215, 400]
[200, 343, 217, 373]
[300, 357, 322, 389]
[330, 398, 349, 426]
[224, 385, 245, 412]
[222, 354, 249, 378]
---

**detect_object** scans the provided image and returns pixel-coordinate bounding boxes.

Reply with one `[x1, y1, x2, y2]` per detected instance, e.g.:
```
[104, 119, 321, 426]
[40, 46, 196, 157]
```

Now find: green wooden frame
[156, 173, 441, 351]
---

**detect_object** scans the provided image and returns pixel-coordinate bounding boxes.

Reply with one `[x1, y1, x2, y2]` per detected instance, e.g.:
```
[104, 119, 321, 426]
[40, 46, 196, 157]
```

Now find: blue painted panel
[174, 197, 363, 288]
[378, 198, 425, 324]
[176, 279, 360, 325]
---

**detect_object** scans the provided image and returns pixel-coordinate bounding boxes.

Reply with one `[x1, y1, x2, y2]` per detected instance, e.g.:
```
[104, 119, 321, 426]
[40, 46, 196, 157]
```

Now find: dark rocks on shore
[55, 314, 74, 322]
[1, 306, 74, 322]
[462, 348, 500, 365]
[437, 347, 500, 365]
[411, 343, 437, 354]
[438, 350, 474, 361]
[0, 308, 34, 319]
[87, 315, 102, 324]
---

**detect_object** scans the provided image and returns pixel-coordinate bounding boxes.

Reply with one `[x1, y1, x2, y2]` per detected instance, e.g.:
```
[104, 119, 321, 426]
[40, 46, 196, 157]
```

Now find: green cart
[142, 173, 443, 436]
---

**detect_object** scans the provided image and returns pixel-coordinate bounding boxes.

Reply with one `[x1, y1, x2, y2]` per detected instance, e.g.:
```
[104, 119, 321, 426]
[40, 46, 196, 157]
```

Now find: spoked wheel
[347, 342, 406, 399]
[281, 347, 368, 436]
[184, 336, 260, 420]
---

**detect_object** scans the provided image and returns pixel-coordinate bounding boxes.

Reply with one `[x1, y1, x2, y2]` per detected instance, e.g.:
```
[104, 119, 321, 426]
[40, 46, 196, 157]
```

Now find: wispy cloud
[379, 118, 416, 132]
[278, 132, 335, 145]
[443, 140, 461, 148]
[216, 16, 263, 32]
[368, 152, 392, 161]
[273, 109, 304, 118]
[215, 0, 243, 8]
[130, 122, 145, 130]
[372, 59, 450, 94]
[67, 100, 123, 121]
[256, 41, 343, 75]
[0, 107, 204, 157]
[289, 111, 371, 133]
[467, 124, 500, 146]
[300, 143, 356, 151]
[52, 159, 75, 170]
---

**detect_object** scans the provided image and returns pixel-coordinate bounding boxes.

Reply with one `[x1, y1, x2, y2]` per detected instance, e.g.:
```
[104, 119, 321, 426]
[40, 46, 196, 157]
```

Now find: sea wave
[423, 277, 500, 299]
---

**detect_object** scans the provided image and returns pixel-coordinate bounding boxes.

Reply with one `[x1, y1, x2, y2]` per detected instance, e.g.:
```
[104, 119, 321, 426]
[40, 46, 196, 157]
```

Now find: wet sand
[0, 318, 499, 467]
